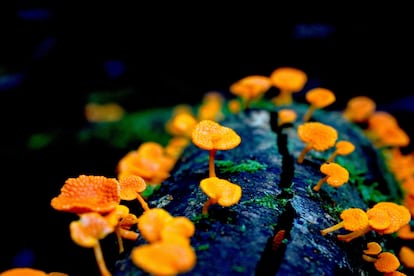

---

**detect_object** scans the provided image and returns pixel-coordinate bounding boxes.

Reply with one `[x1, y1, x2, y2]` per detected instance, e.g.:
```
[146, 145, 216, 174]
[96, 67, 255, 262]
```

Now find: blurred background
[1, 2, 413, 275]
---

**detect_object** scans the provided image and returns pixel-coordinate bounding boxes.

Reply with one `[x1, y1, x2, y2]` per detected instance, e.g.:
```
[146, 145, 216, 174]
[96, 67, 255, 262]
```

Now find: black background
[1, 3, 414, 276]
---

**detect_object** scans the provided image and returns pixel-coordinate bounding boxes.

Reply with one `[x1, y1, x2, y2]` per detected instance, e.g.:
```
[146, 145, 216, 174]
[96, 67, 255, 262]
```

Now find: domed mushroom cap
[397, 224, 414, 239]
[229, 75, 272, 100]
[335, 140, 355, 155]
[138, 208, 173, 243]
[200, 177, 242, 207]
[363, 242, 382, 255]
[305, 87, 336, 108]
[119, 175, 147, 201]
[340, 208, 368, 231]
[0, 268, 49, 276]
[50, 175, 121, 214]
[343, 96, 376, 122]
[320, 162, 349, 187]
[270, 67, 308, 92]
[298, 122, 338, 151]
[70, 212, 114, 248]
[366, 207, 391, 231]
[399, 246, 414, 268]
[131, 242, 196, 276]
[278, 109, 297, 125]
[374, 252, 401, 273]
[371, 202, 411, 234]
[161, 216, 196, 242]
[192, 120, 241, 151]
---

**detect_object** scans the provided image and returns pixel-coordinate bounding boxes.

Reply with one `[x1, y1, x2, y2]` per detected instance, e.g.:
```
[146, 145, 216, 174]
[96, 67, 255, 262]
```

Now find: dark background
[1, 3, 414, 276]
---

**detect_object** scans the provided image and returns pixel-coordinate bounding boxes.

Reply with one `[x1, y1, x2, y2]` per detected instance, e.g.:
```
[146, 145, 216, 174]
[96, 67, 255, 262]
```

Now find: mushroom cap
[374, 252, 401, 273]
[131, 242, 196, 276]
[396, 224, 414, 239]
[166, 112, 198, 137]
[191, 120, 241, 151]
[363, 241, 382, 255]
[366, 207, 391, 231]
[0, 268, 49, 276]
[298, 122, 338, 151]
[119, 175, 147, 201]
[340, 208, 369, 231]
[270, 67, 308, 92]
[335, 140, 356, 155]
[343, 96, 376, 122]
[320, 162, 349, 187]
[161, 216, 196, 241]
[229, 75, 272, 100]
[372, 202, 411, 234]
[399, 246, 414, 268]
[200, 177, 242, 207]
[305, 87, 336, 108]
[70, 212, 114, 248]
[138, 208, 173, 243]
[50, 175, 121, 214]
[278, 109, 297, 125]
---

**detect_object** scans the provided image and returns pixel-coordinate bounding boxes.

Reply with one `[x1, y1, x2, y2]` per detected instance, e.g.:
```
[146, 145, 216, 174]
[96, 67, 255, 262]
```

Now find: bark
[112, 104, 401, 276]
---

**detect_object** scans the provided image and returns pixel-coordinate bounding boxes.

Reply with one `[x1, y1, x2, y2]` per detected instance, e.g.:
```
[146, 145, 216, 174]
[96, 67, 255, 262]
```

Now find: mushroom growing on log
[110, 103, 405, 276]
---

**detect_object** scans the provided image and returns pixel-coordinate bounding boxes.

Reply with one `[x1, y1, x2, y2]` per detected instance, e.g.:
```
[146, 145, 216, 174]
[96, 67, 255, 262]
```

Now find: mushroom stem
[320, 221, 345, 236]
[362, 254, 378, 262]
[119, 227, 139, 240]
[202, 198, 217, 215]
[115, 229, 125, 253]
[303, 105, 316, 122]
[313, 176, 329, 191]
[273, 90, 292, 106]
[337, 227, 371, 242]
[297, 144, 312, 164]
[209, 149, 217, 178]
[93, 241, 112, 276]
[326, 153, 338, 163]
[136, 194, 150, 211]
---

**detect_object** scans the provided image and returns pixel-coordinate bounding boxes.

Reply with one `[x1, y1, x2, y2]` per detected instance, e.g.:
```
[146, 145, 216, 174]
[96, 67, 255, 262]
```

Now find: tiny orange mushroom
[278, 109, 297, 127]
[297, 122, 338, 164]
[397, 224, 414, 240]
[270, 67, 308, 106]
[119, 175, 150, 211]
[320, 208, 369, 237]
[50, 175, 121, 214]
[364, 252, 401, 274]
[326, 140, 356, 163]
[363, 241, 383, 256]
[70, 212, 114, 276]
[399, 246, 414, 269]
[199, 176, 242, 215]
[303, 87, 336, 122]
[229, 75, 272, 110]
[313, 162, 349, 191]
[191, 120, 241, 178]
[131, 240, 197, 276]
[342, 96, 376, 123]
[0, 268, 68, 276]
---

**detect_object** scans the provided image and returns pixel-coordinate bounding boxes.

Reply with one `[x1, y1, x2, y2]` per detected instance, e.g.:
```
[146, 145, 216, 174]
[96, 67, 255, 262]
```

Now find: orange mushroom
[326, 140, 356, 163]
[313, 162, 349, 191]
[320, 208, 369, 237]
[297, 122, 338, 164]
[396, 224, 414, 240]
[191, 120, 241, 177]
[70, 212, 114, 276]
[119, 175, 150, 211]
[138, 208, 173, 243]
[166, 111, 198, 138]
[342, 96, 376, 123]
[229, 75, 272, 110]
[399, 246, 414, 268]
[270, 67, 308, 106]
[50, 175, 121, 214]
[363, 252, 401, 274]
[197, 91, 224, 121]
[277, 108, 297, 127]
[371, 202, 411, 235]
[303, 87, 336, 122]
[131, 240, 196, 276]
[199, 176, 242, 215]
[363, 241, 382, 256]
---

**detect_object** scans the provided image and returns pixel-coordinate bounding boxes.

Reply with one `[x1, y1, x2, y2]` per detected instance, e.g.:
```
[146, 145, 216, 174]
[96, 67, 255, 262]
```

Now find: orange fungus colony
[4, 66, 414, 276]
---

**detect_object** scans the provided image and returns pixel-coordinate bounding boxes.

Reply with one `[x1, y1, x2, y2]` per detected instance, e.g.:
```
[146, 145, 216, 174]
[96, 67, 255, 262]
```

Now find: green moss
[357, 181, 390, 205]
[217, 159, 267, 173]
[231, 265, 247, 273]
[241, 192, 279, 210]
[27, 131, 57, 149]
[196, 244, 210, 251]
